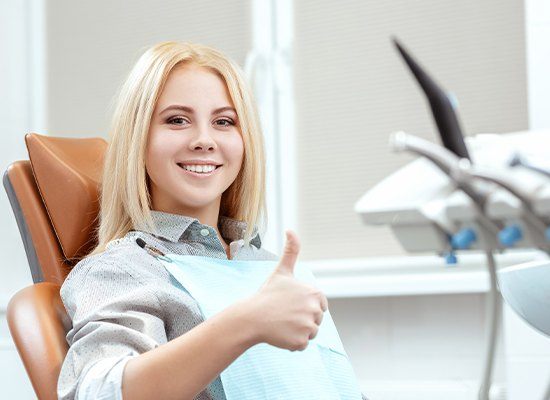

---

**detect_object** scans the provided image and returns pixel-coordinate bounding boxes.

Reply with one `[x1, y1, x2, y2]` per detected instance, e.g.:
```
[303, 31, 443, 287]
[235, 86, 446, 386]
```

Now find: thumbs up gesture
[248, 230, 329, 351]
[273, 230, 300, 276]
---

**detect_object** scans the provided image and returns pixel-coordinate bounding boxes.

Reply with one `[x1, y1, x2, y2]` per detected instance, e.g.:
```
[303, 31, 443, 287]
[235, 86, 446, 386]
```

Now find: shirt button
[200, 228, 210, 237]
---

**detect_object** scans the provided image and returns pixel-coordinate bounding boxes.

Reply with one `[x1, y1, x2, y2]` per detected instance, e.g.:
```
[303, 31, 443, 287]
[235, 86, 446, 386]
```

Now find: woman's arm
[122, 298, 259, 400]
[59, 257, 260, 400]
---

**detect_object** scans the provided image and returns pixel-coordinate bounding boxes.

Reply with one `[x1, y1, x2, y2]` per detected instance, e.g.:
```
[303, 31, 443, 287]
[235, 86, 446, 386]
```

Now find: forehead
[156, 63, 234, 109]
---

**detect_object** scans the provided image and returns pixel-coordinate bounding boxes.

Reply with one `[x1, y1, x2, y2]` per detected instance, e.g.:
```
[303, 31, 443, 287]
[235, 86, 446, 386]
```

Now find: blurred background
[1, 0, 549, 399]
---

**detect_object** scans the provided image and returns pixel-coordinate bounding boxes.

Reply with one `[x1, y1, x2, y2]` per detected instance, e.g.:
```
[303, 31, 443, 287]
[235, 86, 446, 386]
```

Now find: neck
[152, 198, 228, 245]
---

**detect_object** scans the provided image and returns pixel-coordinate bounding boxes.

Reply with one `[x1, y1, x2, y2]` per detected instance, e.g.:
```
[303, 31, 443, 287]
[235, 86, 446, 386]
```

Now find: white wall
[0, 0, 44, 398]
[526, 0, 550, 130]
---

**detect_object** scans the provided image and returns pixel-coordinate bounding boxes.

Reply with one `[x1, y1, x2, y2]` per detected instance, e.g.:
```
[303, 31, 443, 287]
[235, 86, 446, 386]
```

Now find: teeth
[180, 164, 217, 173]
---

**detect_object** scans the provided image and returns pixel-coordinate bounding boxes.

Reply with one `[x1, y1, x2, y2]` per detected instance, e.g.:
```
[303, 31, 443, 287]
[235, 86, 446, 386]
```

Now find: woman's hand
[246, 230, 329, 351]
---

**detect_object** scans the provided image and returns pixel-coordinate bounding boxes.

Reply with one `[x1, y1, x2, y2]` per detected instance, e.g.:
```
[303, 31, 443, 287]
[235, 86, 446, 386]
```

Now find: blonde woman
[57, 42, 365, 400]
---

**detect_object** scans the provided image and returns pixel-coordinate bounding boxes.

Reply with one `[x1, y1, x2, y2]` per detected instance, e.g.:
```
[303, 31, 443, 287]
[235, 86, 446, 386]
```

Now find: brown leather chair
[4, 133, 107, 400]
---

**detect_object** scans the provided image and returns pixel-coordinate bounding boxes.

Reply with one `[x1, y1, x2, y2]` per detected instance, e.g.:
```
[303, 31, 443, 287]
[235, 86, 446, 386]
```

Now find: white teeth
[181, 164, 217, 173]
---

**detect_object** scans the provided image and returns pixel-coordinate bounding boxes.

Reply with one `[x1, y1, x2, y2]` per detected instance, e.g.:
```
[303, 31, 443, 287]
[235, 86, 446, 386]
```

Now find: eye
[214, 118, 235, 127]
[167, 116, 189, 126]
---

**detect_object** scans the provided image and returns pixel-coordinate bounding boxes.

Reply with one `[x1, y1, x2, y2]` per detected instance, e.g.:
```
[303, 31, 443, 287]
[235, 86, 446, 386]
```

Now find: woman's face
[145, 63, 244, 215]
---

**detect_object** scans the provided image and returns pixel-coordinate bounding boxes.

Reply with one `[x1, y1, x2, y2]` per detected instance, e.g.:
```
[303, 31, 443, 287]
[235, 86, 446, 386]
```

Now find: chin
[175, 195, 221, 209]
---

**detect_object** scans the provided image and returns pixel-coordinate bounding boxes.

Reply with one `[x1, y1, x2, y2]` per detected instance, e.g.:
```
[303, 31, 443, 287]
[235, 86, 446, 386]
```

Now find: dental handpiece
[390, 131, 501, 237]
[460, 164, 548, 237]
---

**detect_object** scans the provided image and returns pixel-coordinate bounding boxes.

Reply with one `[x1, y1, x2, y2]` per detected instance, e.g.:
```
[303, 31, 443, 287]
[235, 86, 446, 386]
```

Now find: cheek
[227, 135, 245, 165]
[145, 135, 174, 179]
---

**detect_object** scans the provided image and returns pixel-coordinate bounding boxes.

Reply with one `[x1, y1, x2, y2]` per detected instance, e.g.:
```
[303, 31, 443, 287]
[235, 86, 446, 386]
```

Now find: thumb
[275, 230, 300, 275]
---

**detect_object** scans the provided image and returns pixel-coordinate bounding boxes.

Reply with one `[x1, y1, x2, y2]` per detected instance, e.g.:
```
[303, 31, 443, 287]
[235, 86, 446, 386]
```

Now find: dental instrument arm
[459, 164, 548, 242]
[390, 131, 501, 236]
[390, 130, 501, 400]
[477, 251, 501, 400]
[390, 130, 458, 175]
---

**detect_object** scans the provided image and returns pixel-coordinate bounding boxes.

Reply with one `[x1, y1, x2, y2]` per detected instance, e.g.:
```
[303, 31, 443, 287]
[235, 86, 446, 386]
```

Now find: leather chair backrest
[4, 133, 107, 284]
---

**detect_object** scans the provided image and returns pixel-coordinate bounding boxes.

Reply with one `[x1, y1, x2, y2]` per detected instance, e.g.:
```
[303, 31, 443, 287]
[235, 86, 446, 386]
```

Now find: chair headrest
[25, 133, 107, 261]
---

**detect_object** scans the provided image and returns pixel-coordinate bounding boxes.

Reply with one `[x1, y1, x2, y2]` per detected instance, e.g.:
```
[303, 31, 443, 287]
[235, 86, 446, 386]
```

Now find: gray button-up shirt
[57, 210, 278, 400]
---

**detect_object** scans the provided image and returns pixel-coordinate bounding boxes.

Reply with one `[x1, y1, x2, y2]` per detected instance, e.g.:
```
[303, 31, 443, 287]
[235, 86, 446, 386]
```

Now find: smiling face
[145, 63, 244, 219]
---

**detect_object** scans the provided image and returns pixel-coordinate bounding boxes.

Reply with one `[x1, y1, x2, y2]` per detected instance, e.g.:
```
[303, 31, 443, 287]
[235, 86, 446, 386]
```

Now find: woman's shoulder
[62, 232, 167, 293]
[66, 236, 137, 274]
[59, 234, 173, 323]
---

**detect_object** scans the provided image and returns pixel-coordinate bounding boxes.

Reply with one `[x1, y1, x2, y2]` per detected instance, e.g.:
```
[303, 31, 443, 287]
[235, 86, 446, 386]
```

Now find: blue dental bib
[159, 254, 363, 400]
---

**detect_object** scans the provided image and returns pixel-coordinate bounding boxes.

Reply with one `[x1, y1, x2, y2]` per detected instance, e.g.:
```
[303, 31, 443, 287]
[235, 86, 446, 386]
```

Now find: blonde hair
[87, 41, 267, 257]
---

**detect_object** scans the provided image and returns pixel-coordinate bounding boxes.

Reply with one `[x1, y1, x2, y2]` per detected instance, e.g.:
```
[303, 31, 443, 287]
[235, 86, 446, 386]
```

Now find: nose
[188, 124, 217, 151]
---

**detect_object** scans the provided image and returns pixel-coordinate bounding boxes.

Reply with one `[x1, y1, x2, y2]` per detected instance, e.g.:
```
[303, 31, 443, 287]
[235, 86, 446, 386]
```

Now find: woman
[58, 41, 362, 400]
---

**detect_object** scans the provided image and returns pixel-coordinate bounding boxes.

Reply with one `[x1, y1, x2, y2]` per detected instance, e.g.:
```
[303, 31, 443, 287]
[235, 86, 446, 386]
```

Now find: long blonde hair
[88, 42, 267, 257]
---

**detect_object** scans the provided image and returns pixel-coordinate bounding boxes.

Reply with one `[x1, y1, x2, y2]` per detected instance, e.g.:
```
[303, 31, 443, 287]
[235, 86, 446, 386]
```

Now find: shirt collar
[147, 210, 262, 248]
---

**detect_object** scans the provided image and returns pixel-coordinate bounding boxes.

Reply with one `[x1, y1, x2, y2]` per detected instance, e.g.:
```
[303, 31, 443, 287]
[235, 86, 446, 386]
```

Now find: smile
[177, 163, 222, 178]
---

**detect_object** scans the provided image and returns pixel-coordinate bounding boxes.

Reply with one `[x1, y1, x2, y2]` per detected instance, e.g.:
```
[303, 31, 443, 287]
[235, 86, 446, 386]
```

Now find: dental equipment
[357, 37, 550, 400]
[498, 260, 550, 337]
[389, 132, 499, 237]
[456, 163, 550, 252]
[395, 38, 502, 399]
[390, 131, 502, 400]
[509, 152, 550, 179]
[392, 38, 471, 161]
[360, 37, 550, 400]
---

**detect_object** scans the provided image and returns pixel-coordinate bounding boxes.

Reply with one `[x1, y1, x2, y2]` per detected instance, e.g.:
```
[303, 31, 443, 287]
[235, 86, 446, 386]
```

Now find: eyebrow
[159, 105, 237, 115]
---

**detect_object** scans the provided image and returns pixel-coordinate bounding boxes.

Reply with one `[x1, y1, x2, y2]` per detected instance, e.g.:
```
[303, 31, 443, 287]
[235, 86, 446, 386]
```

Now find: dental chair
[4, 133, 107, 400]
